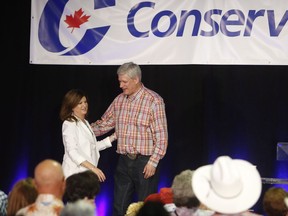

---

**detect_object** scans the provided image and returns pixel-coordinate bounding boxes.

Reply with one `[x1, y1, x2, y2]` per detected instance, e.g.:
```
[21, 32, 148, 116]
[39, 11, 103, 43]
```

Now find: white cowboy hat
[192, 155, 262, 214]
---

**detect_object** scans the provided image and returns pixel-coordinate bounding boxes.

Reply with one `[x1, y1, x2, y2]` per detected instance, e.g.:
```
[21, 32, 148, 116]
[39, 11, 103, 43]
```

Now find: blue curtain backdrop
[2, 64, 288, 215]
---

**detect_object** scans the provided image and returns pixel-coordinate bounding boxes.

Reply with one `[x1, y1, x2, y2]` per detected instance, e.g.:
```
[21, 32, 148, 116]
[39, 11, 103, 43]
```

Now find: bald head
[34, 159, 65, 198]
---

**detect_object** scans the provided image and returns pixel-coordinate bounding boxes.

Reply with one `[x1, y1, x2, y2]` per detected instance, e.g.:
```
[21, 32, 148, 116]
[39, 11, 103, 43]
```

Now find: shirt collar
[127, 84, 144, 102]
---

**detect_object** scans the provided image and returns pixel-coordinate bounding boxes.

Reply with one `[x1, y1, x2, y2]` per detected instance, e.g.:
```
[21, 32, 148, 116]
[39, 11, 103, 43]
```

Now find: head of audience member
[0, 190, 8, 216]
[7, 177, 38, 216]
[15, 159, 66, 216]
[172, 169, 200, 208]
[60, 199, 96, 216]
[125, 201, 144, 216]
[263, 186, 288, 216]
[192, 155, 262, 215]
[63, 170, 100, 205]
[171, 169, 214, 216]
[34, 159, 66, 199]
[145, 187, 173, 205]
[136, 201, 170, 216]
[144, 187, 175, 213]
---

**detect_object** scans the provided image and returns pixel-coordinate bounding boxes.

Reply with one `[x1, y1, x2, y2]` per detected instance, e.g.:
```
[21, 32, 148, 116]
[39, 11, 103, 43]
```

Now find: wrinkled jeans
[112, 154, 160, 216]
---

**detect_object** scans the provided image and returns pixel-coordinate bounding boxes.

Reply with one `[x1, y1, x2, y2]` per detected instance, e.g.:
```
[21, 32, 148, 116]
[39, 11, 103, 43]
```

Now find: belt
[126, 153, 139, 160]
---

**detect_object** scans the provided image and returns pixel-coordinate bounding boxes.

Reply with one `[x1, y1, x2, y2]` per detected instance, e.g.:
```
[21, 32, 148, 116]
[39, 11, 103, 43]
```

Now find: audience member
[144, 187, 176, 213]
[7, 177, 38, 216]
[0, 190, 8, 216]
[60, 200, 95, 216]
[136, 201, 169, 216]
[63, 170, 100, 206]
[125, 201, 144, 216]
[60, 89, 115, 181]
[126, 187, 174, 216]
[192, 155, 262, 216]
[171, 169, 214, 216]
[16, 159, 66, 216]
[263, 186, 288, 216]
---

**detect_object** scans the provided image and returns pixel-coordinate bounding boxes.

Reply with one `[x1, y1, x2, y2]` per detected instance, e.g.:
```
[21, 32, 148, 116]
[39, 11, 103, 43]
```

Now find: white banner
[30, 0, 288, 65]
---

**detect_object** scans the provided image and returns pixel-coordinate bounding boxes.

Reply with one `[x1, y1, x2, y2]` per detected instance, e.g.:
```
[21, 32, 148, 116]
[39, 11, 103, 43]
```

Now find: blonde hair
[125, 201, 144, 216]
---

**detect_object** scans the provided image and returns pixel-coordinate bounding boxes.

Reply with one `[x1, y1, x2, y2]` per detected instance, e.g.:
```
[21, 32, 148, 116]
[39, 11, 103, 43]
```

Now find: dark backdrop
[2, 0, 288, 215]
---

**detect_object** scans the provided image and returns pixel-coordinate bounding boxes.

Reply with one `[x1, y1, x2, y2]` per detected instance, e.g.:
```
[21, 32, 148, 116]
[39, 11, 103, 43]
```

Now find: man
[91, 62, 168, 216]
[16, 159, 66, 216]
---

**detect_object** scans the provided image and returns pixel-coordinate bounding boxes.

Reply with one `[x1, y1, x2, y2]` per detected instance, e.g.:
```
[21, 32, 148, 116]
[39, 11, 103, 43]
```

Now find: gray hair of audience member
[117, 62, 142, 81]
[171, 169, 200, 208]
[60, 200, 96, 216]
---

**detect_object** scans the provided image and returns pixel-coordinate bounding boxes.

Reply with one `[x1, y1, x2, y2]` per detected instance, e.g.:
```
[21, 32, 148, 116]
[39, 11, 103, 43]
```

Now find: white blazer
[61, 118, 112, 178]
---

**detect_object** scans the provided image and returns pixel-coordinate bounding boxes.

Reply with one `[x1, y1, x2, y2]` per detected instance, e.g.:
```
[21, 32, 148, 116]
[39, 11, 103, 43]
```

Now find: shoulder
[112, 93, 127, 104]
[0, 191, 7, 215]
[143, 87, 164, 105]
[16, 205, 29, 215]
[0, 190, 7, 200]
[115, 93, 126, 100]
[63, 119, 77, 126]
[143, 86, 164, 103]
[62, 120, 79, 131]
[241, 211, 263, 216]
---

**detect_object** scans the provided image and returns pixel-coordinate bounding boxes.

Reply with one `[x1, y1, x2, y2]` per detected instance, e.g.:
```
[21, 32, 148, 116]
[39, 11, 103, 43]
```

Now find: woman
[60, 89, 116, 181]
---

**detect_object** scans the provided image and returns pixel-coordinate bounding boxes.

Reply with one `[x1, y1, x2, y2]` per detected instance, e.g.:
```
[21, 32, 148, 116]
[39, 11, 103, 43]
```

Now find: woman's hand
[91, 167, 106, 182]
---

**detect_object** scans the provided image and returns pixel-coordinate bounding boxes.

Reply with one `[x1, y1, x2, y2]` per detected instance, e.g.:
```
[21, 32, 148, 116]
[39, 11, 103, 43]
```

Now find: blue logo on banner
[38, 0, 115, 56]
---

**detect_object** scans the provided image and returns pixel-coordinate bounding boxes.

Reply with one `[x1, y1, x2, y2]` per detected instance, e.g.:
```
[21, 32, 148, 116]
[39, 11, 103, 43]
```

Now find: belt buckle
[127, 153, 138, 160]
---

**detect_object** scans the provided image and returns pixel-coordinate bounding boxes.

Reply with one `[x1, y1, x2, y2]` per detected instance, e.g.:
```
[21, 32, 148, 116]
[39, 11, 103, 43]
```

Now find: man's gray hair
[117, 62, 142, 81]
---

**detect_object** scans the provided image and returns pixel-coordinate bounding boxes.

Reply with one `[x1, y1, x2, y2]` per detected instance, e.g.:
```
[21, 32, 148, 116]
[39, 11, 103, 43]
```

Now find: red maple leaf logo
[64, 8, 90, 33]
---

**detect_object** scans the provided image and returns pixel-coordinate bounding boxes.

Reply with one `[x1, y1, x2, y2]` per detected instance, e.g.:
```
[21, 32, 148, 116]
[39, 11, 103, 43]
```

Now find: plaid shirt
[92, 84, 168, 167]
[0, 190, 7, 216]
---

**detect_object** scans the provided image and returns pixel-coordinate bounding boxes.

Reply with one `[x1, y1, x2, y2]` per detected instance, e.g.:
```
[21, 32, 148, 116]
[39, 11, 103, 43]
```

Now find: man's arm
[91, 103, 116, 136]
[148, 99, 168, 168]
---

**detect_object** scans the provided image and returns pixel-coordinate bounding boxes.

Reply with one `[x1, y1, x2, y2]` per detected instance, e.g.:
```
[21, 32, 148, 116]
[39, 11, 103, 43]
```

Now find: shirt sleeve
[91, 102, 116, 136]
[96, 136, 112, 151]
[148, 99, 168, 167]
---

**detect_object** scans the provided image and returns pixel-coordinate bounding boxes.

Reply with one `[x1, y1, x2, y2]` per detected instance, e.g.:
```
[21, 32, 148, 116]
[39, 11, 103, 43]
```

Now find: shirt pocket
[135, 113, 151, 135]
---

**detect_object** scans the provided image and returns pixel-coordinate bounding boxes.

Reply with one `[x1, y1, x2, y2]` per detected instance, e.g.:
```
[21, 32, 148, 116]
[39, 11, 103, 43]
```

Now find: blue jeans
[112, 154, 160, 216]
